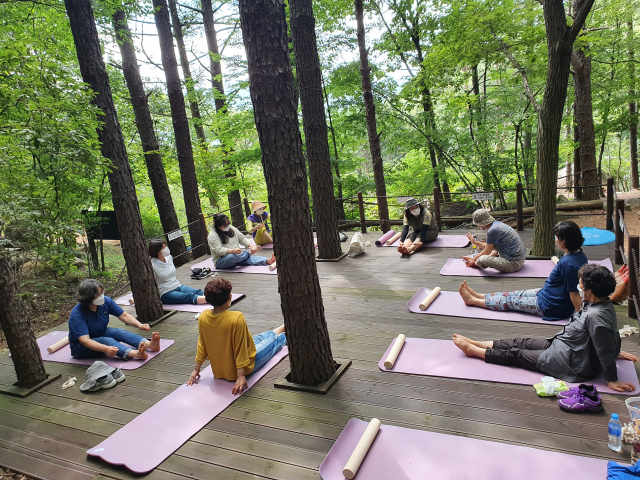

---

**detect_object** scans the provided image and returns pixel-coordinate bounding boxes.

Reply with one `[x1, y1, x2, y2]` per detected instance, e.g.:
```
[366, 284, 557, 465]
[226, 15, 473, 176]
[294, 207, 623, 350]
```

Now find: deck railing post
[629, 236, 639, 320]
[433, 187, 442, 232]
[615, 198, 625, 265]
[606, 178, 614, 231]
[199, 212, 211, 255]
[357, 191, 366, 234]
[243, 197, 251, 217]
[516, 182, 524, 232]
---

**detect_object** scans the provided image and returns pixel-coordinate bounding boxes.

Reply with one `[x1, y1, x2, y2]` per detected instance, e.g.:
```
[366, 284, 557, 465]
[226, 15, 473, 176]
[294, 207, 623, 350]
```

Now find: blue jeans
[216, 250, 267, 269]
[251, 331, 287, 373]
[484, 288, 543, 316]
[161, 285, 203, 305]
[71, 327, 147, 360]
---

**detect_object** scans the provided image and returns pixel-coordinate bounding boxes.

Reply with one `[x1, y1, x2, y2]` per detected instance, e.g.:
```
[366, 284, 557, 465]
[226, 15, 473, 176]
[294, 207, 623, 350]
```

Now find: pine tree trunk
[112, 11, 189, 266]
[629, 20, 639, 189]
[573, 103, 583, 200]
[571, 42, 599, 199]
[531, 0, 595, 256]
[168, 0, 207, 146]
[290, 0, 342, 259]
[323, 77, 346, 220]
[65, 0, 165, 322]
[354, 0, 390, 232]
[152, 0, 207, 258]
[0, 257, 46, 388]
[238, 0, 335, 385]
[201, 0, 245, 229]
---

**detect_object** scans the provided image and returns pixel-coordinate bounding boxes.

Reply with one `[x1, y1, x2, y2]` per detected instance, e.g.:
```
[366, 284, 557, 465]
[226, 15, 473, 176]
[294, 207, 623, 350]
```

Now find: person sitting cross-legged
[68, 279, 161, 361]
[452, 264, 638, 402]
[187, 278, 287, 394]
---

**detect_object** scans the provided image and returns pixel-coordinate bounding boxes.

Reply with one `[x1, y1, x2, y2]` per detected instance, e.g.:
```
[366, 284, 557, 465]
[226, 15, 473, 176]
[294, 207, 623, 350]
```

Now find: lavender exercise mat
[407, 287, 569, 325]
[439, 257, 613, 277]
[319, 418, 607, 480]
[192, 257, 277, 275]
[36, 331, 173, 370]
[115, 292, 246, 312]
[375, 230, 396, 246]
[381, 235, 471, 248]
[378, 338, 639, 396]
[88, 346, 289, 473]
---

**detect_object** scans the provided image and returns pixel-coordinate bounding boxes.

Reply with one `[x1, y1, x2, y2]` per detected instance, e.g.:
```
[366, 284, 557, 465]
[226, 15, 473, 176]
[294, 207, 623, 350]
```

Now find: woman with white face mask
[68, 279, 162, 360]
[397, 198, 438, 256]
[148, 239, 208, 305]
[247, 200, 273, 246]
[207, 213, 276, 270]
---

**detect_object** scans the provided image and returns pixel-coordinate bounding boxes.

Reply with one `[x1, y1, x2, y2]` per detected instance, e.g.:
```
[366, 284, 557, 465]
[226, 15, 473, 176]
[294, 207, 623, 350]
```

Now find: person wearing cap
[247, 200, 272, 246]
[397, 198, 438, 255]
[68, 279, 162, 361]
[463, 208, 526, 273]
[459, 221, 587, 321]
[187, 278, 287, 395]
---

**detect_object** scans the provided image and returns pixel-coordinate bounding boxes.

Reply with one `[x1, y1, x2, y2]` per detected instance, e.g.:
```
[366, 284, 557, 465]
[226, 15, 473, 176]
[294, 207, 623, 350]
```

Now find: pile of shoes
[190, 267, 214, 280]
[557, 384, 602, 413]
[80, 361, 125, 393]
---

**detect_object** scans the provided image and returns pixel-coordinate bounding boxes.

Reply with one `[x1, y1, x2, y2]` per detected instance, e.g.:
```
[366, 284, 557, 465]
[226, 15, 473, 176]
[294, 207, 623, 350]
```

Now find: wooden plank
[0, 444, 95, 480]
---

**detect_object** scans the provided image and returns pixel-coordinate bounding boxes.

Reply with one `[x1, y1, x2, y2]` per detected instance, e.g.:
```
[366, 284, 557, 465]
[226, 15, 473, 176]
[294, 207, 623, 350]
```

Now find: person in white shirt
[148, 240, 206, 304]
[208, 213, 276, 269]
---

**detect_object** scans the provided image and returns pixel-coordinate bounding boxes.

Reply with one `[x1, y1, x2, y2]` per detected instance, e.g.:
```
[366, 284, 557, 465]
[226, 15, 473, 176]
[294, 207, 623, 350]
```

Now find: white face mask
[255, 209, 264, 216]
[222, 225, 231, 232]
[161, 247, 170, 257]
[93, 294, 105, 306]
[578, 284, 585, 302]
[410, 208, 420, 216]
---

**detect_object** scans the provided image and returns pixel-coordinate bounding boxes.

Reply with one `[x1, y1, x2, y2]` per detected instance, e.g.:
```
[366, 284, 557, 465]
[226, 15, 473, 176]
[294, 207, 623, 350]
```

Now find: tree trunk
[523, 123, 534, 187]
[322, 76, 346, 220]
[531, 0, 595, 256]
[472, 65, 491, 192]
[0, 257, 47, 388]
[354, 0, 390, 232]
[290, 0, 342, 259]
[152, 0, 207, 258]
[573, 102, 583, 200]
[630, 20, 639, 189]
[112, 10, 189, 266]
[571, 39, 599, 199]
[564, 101, 572, 192]
[238, 0, 335, 385]
[168, 0, 207, 146]
[65, 0, 165, 322]
[201, 0, 245, 229]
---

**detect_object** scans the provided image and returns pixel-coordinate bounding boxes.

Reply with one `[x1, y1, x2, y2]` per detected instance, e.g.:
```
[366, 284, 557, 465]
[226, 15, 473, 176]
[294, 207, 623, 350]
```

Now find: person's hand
[464, 256, 478, 267]
[249, 245, 261, 255]
[187, 369, 201, 386]
[607, 380, 637, 392]
[230, 248, 242, 255]
[618, 351, 639, 362]
[466, 233, 478, 246]
[138, 323, 150, 332]
[257, 223, 264, 229]
[232, 375, 248, 395]
[104, 346, 118, 357]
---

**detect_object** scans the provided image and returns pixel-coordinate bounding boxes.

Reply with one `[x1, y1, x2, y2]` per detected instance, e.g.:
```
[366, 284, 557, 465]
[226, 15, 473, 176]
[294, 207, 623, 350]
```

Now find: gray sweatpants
[475, 255, 525, 273]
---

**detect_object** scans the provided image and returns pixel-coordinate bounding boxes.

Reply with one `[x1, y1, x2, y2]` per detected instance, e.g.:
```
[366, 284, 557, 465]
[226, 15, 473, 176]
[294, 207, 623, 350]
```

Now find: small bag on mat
[347, 232, 365, 257]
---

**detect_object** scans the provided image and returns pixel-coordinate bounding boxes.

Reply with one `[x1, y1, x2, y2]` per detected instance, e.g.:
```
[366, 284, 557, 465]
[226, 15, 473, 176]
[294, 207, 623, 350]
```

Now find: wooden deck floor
[0, 230, 638, 479]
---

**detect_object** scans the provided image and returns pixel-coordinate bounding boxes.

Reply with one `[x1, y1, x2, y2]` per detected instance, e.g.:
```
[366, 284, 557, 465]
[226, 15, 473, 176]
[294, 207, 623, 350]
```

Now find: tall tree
[201, 0, 245, 230]
[238, 0, 336, 385]
[112, 10, 189, 266]
[290, 0, 343, 259]
[65, 0, 165, 322]
[0, 256, 46, 388]
[354, 0, 390, 232]
[152, 0, 208, 258]
[629, 19, 639, 189]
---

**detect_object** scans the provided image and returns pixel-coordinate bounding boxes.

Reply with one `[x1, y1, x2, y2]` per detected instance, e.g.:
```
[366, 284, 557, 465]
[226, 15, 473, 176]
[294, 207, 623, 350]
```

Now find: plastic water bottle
[608, 413, 622, 452]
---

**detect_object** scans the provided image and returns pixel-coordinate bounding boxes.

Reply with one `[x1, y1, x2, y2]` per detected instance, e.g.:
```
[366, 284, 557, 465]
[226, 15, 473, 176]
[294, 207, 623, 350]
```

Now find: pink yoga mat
[378, 338, 639, 395]
[381, 235, 471, 248]
[114, 292, 246, 312]
[36, 331, 174, 370]
[87, 347, 288, 473]
[319, 418, 607, 480]
[407, 287, 570, 325]
[439, 258, 613, 277]
[375, 230, 396, 246]
[192, 257, 277, 275]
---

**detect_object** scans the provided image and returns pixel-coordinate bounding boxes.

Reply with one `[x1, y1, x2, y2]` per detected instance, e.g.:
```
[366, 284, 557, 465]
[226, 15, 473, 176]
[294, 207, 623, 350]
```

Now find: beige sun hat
[251, 200, 266, 213]
[472, 209, 495, 226]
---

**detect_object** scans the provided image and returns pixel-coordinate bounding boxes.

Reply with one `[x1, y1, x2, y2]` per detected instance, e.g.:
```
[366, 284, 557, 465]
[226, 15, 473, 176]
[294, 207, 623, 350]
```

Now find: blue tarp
[581, 226, 616, 246]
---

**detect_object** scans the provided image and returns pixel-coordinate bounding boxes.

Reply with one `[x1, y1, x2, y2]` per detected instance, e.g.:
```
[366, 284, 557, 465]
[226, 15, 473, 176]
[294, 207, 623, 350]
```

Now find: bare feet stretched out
[458, 282, 487, 308]
[128, 341, 149, 360]
[452, 334, 486, 359]
[146, 332, 161, 352]
[462, 281, 484, 299]
[452, 333, 492, 349]
[266, 254, 276, 265]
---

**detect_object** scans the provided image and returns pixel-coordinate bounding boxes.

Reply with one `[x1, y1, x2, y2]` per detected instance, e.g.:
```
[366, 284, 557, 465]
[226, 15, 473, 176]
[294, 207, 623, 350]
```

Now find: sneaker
[195, 268, 213, 280]
[111, 369, 125, 384]
[557, 384, 597, 400]
[85, 374, 117, 392]
[558, 392, 603, 413]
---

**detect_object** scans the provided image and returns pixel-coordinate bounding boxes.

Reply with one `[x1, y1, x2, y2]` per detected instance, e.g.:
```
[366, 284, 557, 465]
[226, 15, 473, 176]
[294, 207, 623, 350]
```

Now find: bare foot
[128, 298, 135, 305]
[129, 342, 148, 360]
[266, 254, 276, 265]
[452, 335, 482, 358]
[459, 283, 475, 306]
[146, 332, 161, 352]
[452, 333, 492, 349]
[462, 281, 484, 299]
[272, 324, 285, 335]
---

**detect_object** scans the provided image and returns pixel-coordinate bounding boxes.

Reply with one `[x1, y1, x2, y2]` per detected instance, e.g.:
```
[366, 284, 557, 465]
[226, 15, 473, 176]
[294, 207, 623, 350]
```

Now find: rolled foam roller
[419, 287, 441, 311]
[383, 334, 406, 369]
[342, 418, 382, 479]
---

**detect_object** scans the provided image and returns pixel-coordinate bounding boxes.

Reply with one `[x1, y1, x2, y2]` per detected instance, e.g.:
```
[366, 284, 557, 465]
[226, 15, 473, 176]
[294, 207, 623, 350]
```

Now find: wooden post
[606, 177, 614, 231]
[516, 182, 524, 231]
[629, 236, 639, 320]
[199, 212, 211, 255]
[615, 199, 625, 265]
[357, 191, 366, 233]
[433, 187, 442, 232]
[243, 197, 251, 217]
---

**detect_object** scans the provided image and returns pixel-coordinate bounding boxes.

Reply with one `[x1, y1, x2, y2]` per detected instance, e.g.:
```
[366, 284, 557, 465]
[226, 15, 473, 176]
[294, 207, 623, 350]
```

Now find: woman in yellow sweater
[187, 278, 287, 394]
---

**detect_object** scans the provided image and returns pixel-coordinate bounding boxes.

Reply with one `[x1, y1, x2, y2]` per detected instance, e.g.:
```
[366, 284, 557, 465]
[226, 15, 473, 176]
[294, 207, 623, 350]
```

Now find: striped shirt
[151, 255, 181, 297]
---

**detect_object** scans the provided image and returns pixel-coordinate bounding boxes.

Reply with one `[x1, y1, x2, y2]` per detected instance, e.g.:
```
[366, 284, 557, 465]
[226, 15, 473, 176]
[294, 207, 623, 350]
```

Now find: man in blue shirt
[463, 209, 526, 273]
[68, 279, 161, 360]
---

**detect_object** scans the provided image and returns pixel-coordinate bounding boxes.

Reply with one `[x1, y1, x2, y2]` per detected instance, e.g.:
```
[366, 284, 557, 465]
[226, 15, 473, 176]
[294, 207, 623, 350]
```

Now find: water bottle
[608, 413, 622, 452]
